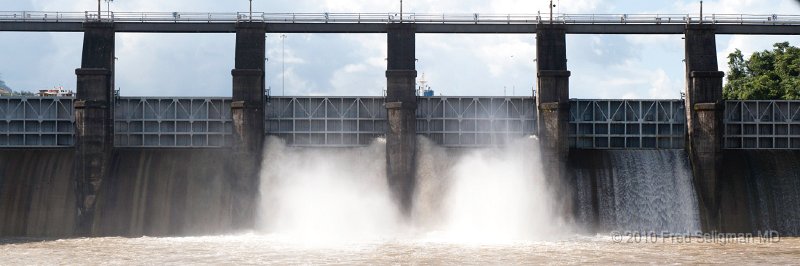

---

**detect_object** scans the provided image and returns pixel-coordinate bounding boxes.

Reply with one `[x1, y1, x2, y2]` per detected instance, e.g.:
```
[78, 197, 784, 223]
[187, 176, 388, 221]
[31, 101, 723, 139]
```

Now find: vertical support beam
[230, 22, 265, 229]
[536, 25, 570, 181]
[685, 25, 725, 232]
[386, 24, 417, 215]
[74, 22, 115, 236]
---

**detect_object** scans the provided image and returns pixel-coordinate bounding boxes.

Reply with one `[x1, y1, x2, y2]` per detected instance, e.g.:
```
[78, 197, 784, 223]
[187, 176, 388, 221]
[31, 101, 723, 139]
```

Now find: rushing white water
[258, 136, 568, 244]
[573, 150, 702, 234]
[257, 137, 401, 244]
[414, 137, 568, 242]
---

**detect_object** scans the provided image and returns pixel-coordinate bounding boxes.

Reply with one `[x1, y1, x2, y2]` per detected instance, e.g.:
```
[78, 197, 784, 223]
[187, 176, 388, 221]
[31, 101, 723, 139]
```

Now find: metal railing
[1, 11, 799, 25]
[724, 101, 800, 149]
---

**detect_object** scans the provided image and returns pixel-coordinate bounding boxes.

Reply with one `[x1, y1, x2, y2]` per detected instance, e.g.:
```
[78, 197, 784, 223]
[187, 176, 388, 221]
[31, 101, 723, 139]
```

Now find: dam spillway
[0, 149, 238, 237]
[2, 12, 800, 239]
[571, 150, 701, 234]
[3, 140, 799, 237]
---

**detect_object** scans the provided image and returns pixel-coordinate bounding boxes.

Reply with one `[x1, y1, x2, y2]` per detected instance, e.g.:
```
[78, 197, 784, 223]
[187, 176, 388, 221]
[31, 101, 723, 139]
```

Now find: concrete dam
[2, 12, 800, 238]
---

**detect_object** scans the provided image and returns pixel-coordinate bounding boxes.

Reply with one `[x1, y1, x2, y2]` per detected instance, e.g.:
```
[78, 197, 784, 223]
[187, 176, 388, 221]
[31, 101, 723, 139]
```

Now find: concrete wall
[0, 149, 76, 237]
[719, 150, 800, 235]
[0, 149, 238, 237]
[94, 149, 235, 236]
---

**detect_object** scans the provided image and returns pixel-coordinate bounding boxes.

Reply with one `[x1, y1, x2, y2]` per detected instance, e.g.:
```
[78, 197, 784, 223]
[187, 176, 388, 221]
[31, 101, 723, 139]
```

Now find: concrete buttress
[74, 22, 115, 236]
[386, 24, 417, 215]
[231, 22, 265, 229]
[536, 25, 571, 182]
[684, 24, 725, 232]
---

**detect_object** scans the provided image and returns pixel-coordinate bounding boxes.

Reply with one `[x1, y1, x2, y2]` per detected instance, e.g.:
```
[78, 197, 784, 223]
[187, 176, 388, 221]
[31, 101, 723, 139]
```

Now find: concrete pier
[230, 22, 266, 229]
[385, 24, 417, 214]
[536, 25, 571, 181]
[684, 24, 725, 232]
[74, 22, 115, 235]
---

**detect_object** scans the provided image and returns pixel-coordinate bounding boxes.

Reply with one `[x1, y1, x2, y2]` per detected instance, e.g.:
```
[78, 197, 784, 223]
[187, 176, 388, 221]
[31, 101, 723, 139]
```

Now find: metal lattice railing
[265, 97, 387, 147]
[0, 97, 74, 147]
[417, 97, 537, 147]
[724, 101, 800, 149]
[569, 99, 686, 149]
[114, 97, 232, 148]
[1, 11, 799, 25]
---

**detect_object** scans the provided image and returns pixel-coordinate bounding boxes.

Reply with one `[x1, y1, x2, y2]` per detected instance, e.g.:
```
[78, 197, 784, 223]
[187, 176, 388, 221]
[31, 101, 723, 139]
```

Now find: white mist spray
[415, 137, 569, 243]
[257, 137, 401, 244]
[258, 136, 569, 244]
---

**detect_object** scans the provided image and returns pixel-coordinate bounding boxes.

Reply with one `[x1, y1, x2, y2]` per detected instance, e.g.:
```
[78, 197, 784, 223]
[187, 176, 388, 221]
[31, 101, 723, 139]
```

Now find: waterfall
[572, 150, 701, 234]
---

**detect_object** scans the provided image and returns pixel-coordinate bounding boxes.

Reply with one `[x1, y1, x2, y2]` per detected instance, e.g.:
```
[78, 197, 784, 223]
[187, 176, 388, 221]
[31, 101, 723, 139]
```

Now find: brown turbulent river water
[1, 234, 797, 265]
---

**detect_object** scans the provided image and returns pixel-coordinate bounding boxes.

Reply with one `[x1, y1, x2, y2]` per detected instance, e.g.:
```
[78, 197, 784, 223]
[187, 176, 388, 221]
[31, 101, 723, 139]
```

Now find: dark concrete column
[74, 22, 115, 236]
[386, 24, 417, 215]
[536, 25, 571, 181]
[230, 22, 265, 229]
[684, 24, 725, 232]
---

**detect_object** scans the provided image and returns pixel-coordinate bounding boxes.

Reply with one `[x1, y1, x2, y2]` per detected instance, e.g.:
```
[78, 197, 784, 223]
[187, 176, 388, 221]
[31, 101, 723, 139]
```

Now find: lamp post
[400, 0, 403, 23]
[105, 0, 113, 18]
[699, 1, 704, 24]
[281, 34, 287, 96]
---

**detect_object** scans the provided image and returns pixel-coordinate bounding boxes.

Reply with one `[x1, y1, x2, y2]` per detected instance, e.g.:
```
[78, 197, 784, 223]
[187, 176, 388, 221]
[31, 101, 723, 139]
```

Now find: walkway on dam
[1, 12, 800, 34]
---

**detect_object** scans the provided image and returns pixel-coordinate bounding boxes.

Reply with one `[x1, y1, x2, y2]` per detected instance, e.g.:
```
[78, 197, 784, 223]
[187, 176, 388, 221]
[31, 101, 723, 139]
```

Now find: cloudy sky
[1, 0, 799, 98]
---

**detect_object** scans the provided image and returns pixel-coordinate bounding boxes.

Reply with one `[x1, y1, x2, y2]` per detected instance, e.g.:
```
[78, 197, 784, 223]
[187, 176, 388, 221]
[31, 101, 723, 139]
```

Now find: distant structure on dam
[1, 11, 799, 237]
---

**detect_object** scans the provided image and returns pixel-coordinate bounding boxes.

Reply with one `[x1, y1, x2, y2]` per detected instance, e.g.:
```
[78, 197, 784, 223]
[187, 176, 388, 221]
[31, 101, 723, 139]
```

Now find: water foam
[415, 137, 568, 242]
[257, 137, 401, 244]
[257, 136, 570, 244]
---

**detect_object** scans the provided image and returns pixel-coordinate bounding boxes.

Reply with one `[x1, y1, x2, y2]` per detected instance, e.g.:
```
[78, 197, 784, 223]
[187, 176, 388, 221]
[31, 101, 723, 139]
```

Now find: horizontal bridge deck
[1, 12, 800, 34]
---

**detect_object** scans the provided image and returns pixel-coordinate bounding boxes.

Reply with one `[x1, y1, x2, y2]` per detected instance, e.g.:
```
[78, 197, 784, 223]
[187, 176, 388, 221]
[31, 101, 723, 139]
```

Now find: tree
[0, 73, 11, 95]
[723, 42, 800, 100]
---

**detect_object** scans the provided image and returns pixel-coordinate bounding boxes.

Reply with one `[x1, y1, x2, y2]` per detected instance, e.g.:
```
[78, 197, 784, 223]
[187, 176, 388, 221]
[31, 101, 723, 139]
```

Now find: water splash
[257, 136, 570, 244]
[415, 137, 569, 243]
[257, 137, 402, 245]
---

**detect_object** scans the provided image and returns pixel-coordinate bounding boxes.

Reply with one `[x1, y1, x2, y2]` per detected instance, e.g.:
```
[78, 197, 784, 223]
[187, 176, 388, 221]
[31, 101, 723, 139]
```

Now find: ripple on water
[0, 235, 798, 265]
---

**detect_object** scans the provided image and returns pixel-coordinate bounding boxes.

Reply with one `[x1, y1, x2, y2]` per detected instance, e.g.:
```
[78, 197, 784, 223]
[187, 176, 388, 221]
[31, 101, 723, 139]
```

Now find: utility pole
[699, 1, 704, 24]
[249, 0, 253, 22]
[549, 0, 554, 24]
[281, 34, 287, 96]
[97, 0, 101, 20]
[105, 0, 113, 19]
[400, 0, 403, 23]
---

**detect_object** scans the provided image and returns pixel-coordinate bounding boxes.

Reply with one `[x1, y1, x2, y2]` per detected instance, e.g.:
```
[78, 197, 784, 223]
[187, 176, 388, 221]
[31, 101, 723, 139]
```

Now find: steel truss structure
[114, 97, 232, 147]
[5, 95, 800, 150]
[265, 97, 387, 147]
[724, 101, 800, 149]
[417, 97, 537, 147]
[0, 97, 74, 147]
[569, 99, 686, 149]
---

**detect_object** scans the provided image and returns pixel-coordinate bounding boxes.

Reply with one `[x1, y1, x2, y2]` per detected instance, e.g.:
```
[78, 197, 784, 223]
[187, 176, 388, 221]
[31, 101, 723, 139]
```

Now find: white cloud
[3, 0, 799, 99]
